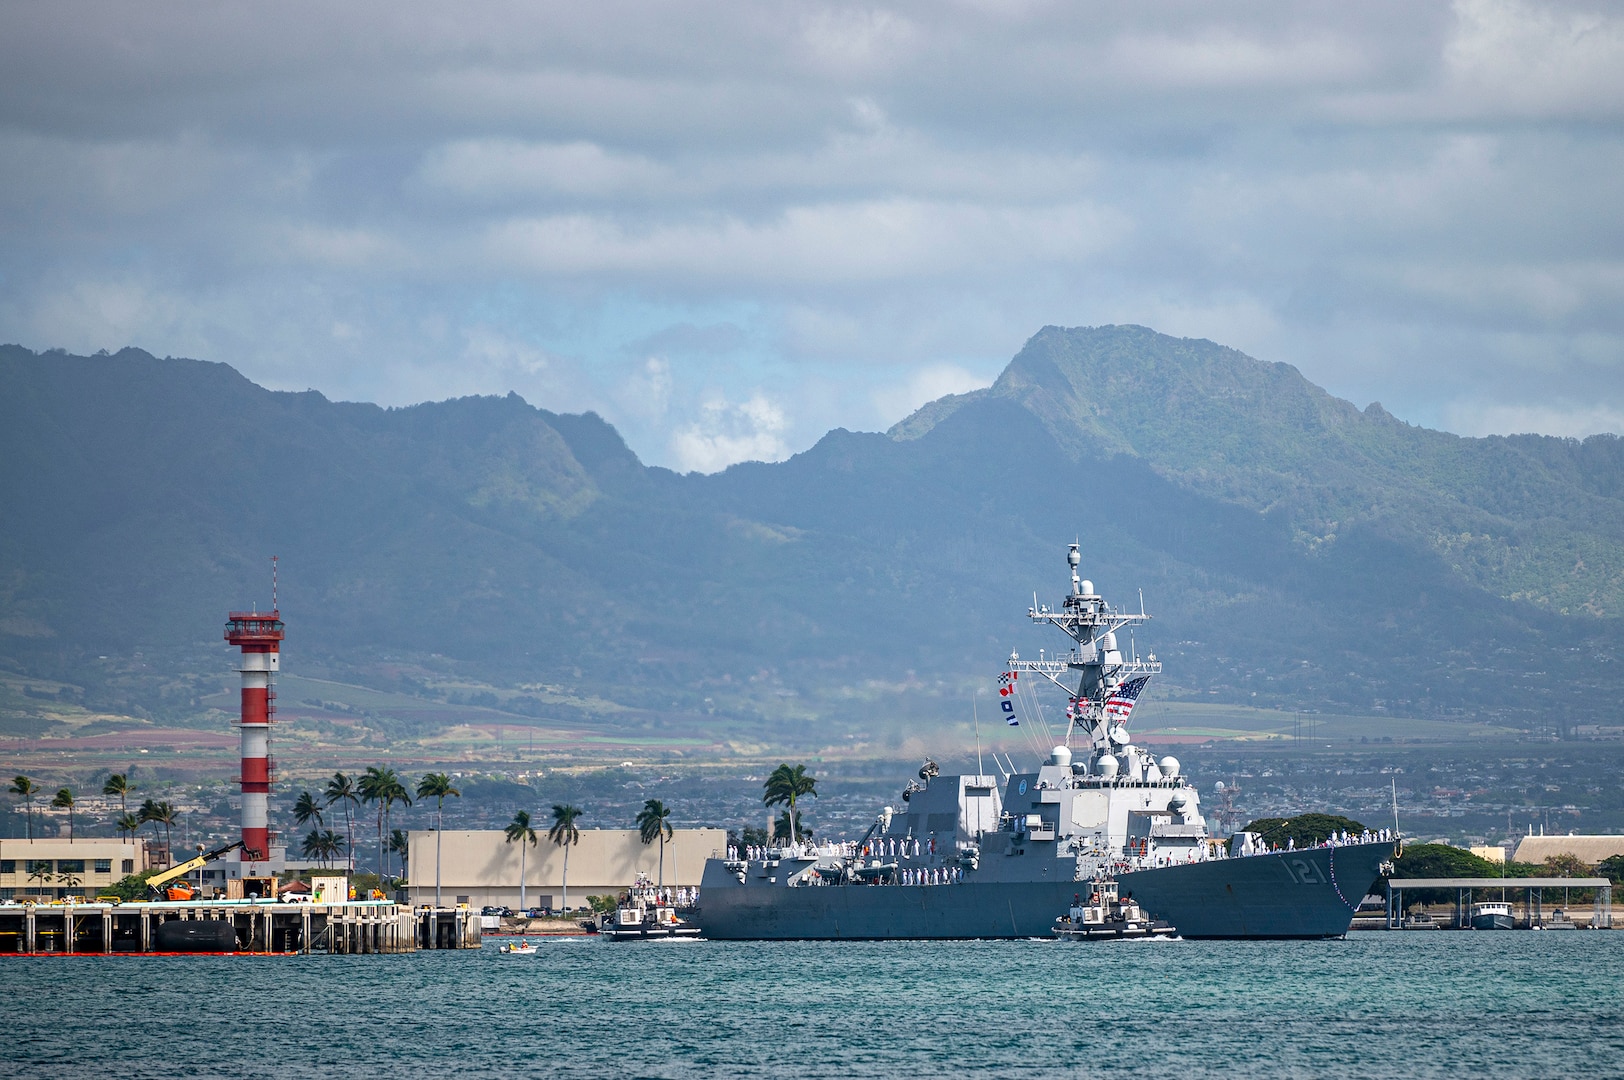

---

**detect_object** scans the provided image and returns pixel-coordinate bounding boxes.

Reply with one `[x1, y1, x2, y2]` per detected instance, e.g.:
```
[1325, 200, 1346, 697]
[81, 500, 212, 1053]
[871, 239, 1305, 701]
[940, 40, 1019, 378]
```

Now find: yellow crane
[145, 840, 244, 901]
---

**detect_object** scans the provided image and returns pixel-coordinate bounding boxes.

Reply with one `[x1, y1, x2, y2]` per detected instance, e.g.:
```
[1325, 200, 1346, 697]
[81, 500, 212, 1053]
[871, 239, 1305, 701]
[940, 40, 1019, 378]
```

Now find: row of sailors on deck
[1284, 828, 1395, 851]
[867, 837, 930, 859]
[734, 837, 937, 863]
[735, 845, 813, 861]
[897, 866, 962, 886]
[735, 844, 819, 861]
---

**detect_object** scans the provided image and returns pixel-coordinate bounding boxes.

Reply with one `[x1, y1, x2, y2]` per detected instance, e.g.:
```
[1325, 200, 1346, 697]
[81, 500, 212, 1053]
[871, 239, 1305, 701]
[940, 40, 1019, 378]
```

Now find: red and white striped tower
[225, 586, 284, 864]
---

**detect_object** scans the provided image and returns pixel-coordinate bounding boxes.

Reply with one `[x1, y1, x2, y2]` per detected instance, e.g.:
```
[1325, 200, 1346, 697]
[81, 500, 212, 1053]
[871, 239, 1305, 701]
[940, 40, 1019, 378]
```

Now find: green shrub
[1242, 813, 1367, 849]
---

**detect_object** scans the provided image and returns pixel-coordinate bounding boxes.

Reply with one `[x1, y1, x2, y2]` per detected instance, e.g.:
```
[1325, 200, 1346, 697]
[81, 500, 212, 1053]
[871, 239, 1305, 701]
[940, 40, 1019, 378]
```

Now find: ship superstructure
[696, 545, 1397, 939]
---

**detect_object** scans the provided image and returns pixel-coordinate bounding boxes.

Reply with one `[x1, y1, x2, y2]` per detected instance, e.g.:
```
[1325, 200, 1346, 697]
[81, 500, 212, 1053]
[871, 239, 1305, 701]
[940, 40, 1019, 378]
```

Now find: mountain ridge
[2, 330, 1620, 739]
[891, 325, 1624, 617]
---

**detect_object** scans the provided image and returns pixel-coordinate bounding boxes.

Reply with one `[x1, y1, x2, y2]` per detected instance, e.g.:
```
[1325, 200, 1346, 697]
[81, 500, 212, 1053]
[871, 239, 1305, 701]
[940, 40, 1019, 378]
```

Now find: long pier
[0, 900, 482, 955]
[1386, 876, 1614, 929]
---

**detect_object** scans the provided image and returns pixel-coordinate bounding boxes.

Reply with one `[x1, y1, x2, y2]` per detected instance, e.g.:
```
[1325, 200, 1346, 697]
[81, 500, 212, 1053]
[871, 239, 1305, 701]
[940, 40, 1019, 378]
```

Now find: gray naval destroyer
[696, 544, 1397, 940]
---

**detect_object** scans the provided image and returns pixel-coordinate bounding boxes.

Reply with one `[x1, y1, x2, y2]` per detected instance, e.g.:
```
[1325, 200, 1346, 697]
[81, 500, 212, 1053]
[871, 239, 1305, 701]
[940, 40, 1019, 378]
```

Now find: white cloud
[280, 225, 414, 270]
[1105, 29, 1372, 91]
[480, 198, 1129, 284]
[459, 325, 554, 378]
[415, 139, 669, 200]
[871, 363, 993, 427]
[614, 356, 675, 423]
[0, 0, 1620, 466]
[1442, 399, 1624, 439]
[1443, 0, 1624, 118]
[670, 392, 791, 473]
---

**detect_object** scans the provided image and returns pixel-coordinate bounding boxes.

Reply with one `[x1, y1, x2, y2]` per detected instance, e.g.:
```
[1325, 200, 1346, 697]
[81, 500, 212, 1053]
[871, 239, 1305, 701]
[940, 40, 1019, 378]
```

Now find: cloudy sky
[2, 1, 1621, 470]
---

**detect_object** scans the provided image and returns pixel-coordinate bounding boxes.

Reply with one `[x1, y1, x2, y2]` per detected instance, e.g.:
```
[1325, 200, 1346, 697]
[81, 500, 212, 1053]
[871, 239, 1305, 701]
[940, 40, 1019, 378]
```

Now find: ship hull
[695, 842, 1392, 941]
[1117, 841, 1390, 939]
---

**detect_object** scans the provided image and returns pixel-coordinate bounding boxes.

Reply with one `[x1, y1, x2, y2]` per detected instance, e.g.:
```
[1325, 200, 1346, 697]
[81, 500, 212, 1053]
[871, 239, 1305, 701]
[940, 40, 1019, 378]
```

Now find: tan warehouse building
[0, 838, 147, 900]
[1512, 834, 1624, 866]
[403, 828, 726, 910]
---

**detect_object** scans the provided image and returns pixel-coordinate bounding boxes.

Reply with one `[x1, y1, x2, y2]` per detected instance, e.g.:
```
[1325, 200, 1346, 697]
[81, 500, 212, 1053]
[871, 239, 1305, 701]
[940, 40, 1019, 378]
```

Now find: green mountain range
[2, 326, 1619, 736]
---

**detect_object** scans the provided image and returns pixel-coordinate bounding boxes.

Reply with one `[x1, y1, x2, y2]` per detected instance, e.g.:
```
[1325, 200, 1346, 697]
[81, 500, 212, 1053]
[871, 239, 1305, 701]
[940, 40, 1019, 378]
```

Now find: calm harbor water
[5, 932, 1621, 1078]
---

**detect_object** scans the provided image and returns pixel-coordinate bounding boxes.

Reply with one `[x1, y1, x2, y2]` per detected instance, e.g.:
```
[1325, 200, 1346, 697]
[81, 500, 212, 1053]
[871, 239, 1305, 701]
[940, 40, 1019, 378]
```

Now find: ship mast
[1009, 543, 1160, 751]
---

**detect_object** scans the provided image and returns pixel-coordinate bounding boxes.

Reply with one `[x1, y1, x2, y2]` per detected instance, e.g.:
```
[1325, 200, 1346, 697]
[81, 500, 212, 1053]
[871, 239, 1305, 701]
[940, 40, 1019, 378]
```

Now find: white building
[403, 828, 725, 909]
[0, 837, 147, 900]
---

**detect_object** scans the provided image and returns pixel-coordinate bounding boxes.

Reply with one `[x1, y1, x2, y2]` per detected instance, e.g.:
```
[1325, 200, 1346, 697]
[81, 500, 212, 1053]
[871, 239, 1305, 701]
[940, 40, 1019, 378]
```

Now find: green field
[1128, 701, 1522, 743]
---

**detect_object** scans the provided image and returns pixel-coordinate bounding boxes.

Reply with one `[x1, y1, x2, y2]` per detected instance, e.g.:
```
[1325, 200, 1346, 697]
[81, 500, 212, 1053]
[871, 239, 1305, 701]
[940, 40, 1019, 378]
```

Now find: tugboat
[603, 877, 702, 941]
[1053, 880, 1174, 940]
[1469, 901, 1514, 930]
[696, 543, 1398, 940]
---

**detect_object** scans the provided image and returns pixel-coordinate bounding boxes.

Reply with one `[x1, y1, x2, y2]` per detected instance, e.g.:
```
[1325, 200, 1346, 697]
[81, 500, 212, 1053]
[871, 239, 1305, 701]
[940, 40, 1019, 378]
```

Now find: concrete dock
[0, 900, 482, 954]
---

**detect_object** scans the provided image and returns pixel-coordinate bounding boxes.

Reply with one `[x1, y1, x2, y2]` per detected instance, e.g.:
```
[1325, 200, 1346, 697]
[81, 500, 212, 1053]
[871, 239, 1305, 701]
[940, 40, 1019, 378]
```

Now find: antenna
[1390, 778, 1401, 839]
[271, 555, 279, 613]
[973, 694, 984, 779]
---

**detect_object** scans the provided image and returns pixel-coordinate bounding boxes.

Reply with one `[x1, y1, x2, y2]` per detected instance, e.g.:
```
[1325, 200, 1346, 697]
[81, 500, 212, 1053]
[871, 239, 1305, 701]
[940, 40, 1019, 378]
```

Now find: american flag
[1102, 676, 1150, 721]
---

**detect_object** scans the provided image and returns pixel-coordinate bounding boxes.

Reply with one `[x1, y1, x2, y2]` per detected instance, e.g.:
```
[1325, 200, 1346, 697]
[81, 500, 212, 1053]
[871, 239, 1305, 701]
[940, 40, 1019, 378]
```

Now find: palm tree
[114, 811, 140, 840]
[505, 810, 538, 910]
[146, 800, 178, 855]
[51, 787, 75, 840]
[636, 799, 674, 886]
[416, 772, 462, 908]
[302, 825, 345, 870]
[300, 828, 326, 866]
[137, 798, 162, 845]
[390, 829, 410, 880]
[102, 773, 131, 817]
[548, 804, 582, 912]
[324, 772, 360, 871]
[26, 860, 53, 896]
[324, 829, 347, 868]
[9, 776, 38, 841]
[772, 810, 812, 844]
[359, 767, 411, 881]
[293, 790, 324, 830]
[381, 777, 412, 882]
[302, 828, 345, 869]
[763, 763, 817, 849]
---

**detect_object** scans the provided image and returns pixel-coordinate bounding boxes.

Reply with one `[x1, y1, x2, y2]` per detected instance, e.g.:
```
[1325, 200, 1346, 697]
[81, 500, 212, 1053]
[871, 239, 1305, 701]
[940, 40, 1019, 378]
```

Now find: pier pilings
[0, 901, 481, 955]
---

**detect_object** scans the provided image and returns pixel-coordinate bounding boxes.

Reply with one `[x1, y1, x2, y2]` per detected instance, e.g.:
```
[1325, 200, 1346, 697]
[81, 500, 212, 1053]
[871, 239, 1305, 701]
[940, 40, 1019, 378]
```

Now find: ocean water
[5, 933, 1621, 1078]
